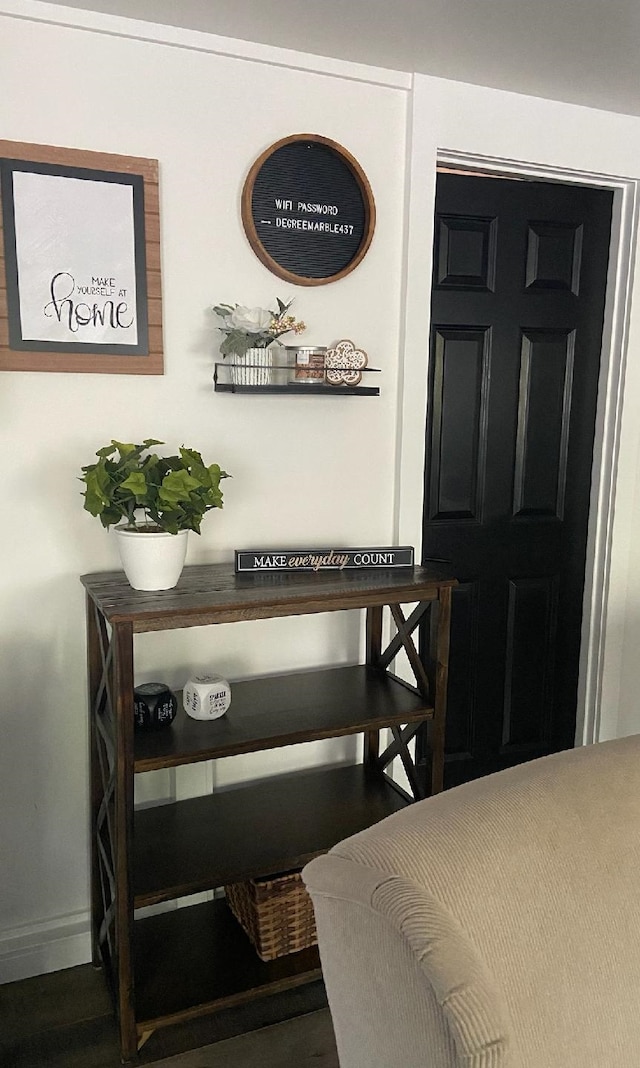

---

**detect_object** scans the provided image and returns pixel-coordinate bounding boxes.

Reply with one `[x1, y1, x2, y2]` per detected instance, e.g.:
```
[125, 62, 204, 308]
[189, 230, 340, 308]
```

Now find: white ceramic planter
[114, 527, 189, 591]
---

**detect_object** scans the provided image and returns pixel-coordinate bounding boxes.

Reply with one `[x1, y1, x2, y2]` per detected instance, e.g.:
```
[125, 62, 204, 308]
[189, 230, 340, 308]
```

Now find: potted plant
[213, 297, 305, 385]
[79, 439, 230, 591]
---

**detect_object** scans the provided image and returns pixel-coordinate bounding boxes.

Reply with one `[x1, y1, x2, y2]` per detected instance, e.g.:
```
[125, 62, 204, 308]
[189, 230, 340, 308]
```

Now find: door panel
[525, 220, 583, 292]
[428, 327, 490, 520]
[422, 173, 613, 787]
[514, 329, 574, 518]
[435, 214, 497, 289]
[502, 574, 558, 750]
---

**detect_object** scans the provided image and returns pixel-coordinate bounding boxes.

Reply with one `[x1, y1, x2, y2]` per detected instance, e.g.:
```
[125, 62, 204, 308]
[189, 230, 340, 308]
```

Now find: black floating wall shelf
[213, 362, 380, 396]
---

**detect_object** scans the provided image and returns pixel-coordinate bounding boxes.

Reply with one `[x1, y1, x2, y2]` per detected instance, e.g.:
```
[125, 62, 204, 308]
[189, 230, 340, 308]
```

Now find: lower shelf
[134, 762, 410, 906]
[134, 897, 322, 1031]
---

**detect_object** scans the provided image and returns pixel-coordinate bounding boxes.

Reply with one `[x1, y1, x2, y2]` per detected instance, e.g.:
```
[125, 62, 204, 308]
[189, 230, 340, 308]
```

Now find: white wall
[2, 0, 640, 982]
[0, 2, 411, 980]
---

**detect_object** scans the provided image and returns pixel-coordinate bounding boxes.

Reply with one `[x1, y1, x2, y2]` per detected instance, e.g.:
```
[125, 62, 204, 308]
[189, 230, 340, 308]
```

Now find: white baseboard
[0, 909, 92, 984]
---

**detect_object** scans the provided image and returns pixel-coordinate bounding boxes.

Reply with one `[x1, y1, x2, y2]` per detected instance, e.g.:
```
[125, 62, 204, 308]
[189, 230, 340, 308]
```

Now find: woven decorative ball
[324, 339, 368, 386]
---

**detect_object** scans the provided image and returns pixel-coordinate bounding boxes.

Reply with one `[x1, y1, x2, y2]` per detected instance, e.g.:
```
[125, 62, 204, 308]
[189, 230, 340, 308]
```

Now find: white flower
[229, 306, 272, 332]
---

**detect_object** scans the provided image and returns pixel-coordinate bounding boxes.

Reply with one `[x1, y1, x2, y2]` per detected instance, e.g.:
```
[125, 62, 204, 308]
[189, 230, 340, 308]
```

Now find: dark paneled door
[422, 173, 613, 787]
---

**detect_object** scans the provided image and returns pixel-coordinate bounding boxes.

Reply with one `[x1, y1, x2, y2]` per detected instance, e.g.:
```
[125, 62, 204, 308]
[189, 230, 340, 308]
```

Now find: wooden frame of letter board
[0, 140, 163, 374]
[241, 133, 376, 287]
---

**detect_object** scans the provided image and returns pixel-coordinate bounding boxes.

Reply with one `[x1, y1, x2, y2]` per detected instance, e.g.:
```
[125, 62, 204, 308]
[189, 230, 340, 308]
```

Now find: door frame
[396, 145, 639, 748]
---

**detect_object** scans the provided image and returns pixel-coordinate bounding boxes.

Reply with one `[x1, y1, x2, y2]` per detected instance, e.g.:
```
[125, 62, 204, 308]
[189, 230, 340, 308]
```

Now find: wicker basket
[224, 870, 318, 962]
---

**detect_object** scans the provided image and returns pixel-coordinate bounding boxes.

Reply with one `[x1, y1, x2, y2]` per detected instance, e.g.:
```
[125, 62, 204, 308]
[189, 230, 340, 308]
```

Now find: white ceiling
[33, 0, 640, 117]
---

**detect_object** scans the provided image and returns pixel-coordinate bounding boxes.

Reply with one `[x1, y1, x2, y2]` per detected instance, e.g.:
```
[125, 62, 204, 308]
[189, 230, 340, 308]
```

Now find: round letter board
[241, 134, 376, 287]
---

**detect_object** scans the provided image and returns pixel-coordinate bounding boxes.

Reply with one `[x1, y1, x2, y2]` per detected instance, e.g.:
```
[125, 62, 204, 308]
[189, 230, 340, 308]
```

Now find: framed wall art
[241, 134, 376, 287]
[0, 140, 163, 374]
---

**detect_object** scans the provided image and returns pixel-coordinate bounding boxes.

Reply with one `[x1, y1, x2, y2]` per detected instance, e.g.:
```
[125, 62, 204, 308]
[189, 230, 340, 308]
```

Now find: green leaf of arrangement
[220, 331, 252, 358]
[116, 441, 163, 471]
[82, 465, 110, 515]
[204, 487, 224, 507]
[157, 510, 182, 535]
[205, 463, 230, 504]
[119, 471, 148, 500]
[179, 446, 205, 471]
[143, 457, 163, 486]
[95, 444, 118, 459]
[99, 506, 123, 529]
[158, 469, 201, 506]
[111, 440, 138, 458]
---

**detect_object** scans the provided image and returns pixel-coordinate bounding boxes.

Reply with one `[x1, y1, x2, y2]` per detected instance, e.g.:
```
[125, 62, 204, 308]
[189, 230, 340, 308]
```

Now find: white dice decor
[183, 673, 232, 721]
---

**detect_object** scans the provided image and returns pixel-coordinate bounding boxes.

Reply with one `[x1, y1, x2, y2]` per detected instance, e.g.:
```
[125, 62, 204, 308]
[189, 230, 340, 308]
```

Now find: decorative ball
[134, 682, 178, 730]
[183, 674, 232, 721]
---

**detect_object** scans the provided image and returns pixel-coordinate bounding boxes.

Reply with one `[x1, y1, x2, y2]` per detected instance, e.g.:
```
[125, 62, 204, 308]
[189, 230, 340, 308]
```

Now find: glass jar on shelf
[286, 346, 327, 384]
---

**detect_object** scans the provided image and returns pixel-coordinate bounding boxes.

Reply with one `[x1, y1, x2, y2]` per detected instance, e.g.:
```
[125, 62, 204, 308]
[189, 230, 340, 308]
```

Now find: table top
[81, 561, 456, 631]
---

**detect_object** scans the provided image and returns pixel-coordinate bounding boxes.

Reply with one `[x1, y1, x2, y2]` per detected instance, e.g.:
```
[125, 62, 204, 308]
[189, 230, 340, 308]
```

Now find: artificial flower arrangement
[213, 297, 306, 359]
[80, 439, 229, 534]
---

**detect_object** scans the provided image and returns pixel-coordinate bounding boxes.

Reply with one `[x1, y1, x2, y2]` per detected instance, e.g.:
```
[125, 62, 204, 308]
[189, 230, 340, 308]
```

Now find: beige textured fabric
[303, 736, 640, 1068]
[311, 885, 459, 1068]
[307, 854, 510, 1067]
[372, 877, 509, 1066]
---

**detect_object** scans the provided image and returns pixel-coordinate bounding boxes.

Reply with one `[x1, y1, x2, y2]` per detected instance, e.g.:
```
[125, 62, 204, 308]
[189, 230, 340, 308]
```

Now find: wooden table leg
[430, 584, 452, 794]
[364, 605, 383, 768]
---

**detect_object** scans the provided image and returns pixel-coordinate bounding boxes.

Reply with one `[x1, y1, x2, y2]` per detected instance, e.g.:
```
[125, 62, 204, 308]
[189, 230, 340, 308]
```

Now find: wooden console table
[81, 563, 455, 1060]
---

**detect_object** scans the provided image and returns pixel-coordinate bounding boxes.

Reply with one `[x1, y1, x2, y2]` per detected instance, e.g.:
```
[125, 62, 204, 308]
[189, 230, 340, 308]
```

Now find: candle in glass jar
[293, 346, 326, 382]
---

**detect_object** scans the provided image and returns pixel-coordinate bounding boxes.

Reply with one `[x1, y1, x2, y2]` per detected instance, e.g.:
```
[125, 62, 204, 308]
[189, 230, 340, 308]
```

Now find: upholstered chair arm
[303, 854, 512, 1068]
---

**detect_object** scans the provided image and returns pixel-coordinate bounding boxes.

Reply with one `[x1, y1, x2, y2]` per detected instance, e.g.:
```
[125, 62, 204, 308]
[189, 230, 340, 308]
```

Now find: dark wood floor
[0, 964, 336, 1067]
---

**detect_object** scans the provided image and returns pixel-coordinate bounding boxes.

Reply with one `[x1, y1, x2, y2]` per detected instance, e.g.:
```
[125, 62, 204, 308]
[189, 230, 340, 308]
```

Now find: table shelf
[133, 763, 410, 907]
[82, 563, 455, 1059]
[134, 665, 430, 772]
[134, 898, 321, 1029]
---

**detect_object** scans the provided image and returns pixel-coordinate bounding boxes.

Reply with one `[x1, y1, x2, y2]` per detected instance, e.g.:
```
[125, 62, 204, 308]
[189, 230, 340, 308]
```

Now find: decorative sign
[241, 134, 375, 287]
[2, 161, 147, 353]
[235, 546, 414, 573]
[0, 140, 163, 374]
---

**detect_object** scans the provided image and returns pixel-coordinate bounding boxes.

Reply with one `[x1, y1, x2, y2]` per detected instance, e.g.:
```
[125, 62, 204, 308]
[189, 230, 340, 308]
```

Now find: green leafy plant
[212, 297, 306, 359]
[80, 439, 230, 535]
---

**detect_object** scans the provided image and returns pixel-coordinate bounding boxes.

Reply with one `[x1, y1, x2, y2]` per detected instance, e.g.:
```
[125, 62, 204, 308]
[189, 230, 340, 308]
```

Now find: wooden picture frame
[0, 140, 163, 374]
[241, 134, 376, 287]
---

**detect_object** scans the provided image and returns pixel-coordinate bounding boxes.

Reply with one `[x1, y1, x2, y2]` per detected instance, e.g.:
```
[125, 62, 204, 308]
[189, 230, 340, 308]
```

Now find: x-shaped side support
[88, 601, 120, 982]
[366, 600, 438, 800]
[378, 722, 426, 799]
[94, 606, 115, 732]
[385, 602, 432, 700]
